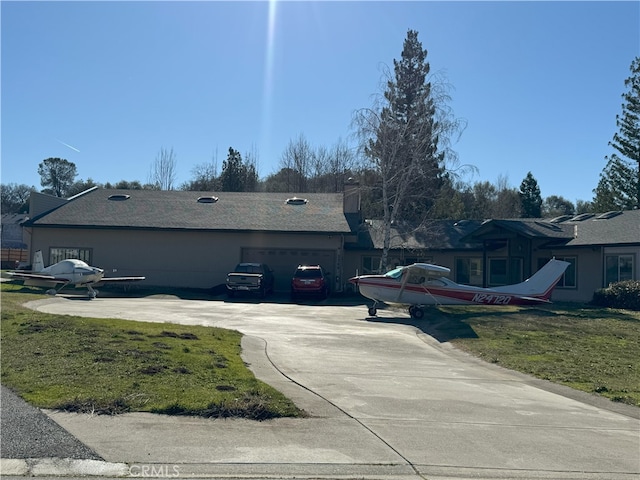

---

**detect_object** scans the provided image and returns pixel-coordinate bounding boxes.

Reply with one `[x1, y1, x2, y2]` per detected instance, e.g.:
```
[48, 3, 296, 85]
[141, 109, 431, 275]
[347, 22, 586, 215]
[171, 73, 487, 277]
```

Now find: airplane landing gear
[368, 306, 377, 316]
[408, 305, 425, 319]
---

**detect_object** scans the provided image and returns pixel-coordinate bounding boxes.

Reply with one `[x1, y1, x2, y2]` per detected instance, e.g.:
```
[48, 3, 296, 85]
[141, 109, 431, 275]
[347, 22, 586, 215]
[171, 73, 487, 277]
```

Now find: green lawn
[435, 304, 640, 406]
[0, 283, 304, 419]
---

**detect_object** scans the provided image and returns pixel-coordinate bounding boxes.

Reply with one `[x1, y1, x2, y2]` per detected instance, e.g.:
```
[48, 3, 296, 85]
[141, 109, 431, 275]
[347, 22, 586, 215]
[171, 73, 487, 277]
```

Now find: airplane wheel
[411, 307, 424, 319]
[89, 290, 98, 299]
[46, 289, 57, 296]
[368, 307, 377, 316]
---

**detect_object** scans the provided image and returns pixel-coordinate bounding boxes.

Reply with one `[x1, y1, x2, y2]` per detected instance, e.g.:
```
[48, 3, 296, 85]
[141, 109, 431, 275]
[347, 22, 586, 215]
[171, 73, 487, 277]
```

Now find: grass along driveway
[2, 282, 639, 414]
[0, 283, 304, 419]
[423, 304, 639, 407]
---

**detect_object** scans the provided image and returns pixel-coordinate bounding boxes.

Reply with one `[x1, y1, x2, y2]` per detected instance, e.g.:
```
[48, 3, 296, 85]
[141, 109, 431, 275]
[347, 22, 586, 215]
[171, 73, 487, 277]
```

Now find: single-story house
[344, 211, 640, 303]
[19, 185, 640, 303]
[22, 185, 360, 293]
[1, 213, 30, 268]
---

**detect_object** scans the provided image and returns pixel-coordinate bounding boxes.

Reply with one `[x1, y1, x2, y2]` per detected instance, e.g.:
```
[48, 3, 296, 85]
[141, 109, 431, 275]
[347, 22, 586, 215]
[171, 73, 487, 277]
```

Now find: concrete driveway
[26, 295, 640, 479]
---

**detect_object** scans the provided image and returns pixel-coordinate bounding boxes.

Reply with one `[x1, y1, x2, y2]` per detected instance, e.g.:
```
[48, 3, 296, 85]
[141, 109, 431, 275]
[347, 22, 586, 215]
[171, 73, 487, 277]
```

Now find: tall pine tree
[355, 30, 450, 270]
[519, 171, 542, 218]
[593, 57, 640, 211]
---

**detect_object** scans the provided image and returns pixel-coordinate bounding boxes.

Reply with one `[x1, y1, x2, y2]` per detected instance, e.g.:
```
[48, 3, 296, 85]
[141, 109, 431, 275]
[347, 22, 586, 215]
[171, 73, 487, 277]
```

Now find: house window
[489, 258, 508, 285]
[405, 256, 433, 265]
[362, 256, 381, 274]
[455, 257, 483, 285]
[537, 256, 577, 288]
[605, 254, 634, 285]
[50, 248, 92, 264]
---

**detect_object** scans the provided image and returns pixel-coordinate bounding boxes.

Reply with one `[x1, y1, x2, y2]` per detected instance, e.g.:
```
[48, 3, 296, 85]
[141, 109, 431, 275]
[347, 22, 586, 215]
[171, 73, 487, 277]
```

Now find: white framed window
[605, 254, 634, 285]
[455, 257, 483, 285]
[362, 256, 381, 274]
[538, 256, 577, 288]
[50, 247, 92, 264]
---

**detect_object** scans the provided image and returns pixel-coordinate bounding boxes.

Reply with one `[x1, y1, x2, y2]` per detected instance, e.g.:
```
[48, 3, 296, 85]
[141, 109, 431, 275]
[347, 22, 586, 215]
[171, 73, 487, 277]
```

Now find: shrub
[592, 280, 640, 311]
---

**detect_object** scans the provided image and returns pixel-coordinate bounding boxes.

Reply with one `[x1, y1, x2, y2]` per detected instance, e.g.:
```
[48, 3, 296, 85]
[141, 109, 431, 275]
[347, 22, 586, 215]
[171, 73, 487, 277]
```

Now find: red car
[291, 265, 329, 299]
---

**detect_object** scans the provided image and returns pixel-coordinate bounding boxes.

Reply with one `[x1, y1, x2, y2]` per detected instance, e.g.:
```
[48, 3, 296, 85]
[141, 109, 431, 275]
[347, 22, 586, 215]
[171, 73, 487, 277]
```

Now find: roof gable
[350, 219, 483, 251]
[461, 211, 640, 247]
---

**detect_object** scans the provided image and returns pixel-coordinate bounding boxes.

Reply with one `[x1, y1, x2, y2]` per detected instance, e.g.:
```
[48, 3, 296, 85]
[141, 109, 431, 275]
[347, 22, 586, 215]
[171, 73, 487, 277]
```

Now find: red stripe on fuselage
[355, 279, 547, 306]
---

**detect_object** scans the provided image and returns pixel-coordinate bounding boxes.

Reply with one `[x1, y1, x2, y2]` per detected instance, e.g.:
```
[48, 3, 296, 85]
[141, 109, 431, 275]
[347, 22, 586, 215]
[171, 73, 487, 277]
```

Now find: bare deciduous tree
[279, 134, 312, 192]
[149, 147, 177, 190]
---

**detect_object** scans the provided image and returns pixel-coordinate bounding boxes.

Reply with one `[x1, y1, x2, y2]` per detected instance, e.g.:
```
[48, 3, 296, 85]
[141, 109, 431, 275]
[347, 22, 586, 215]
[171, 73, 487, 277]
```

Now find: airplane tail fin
[33, 250, 45, 272]
[494, 259, 570, 300]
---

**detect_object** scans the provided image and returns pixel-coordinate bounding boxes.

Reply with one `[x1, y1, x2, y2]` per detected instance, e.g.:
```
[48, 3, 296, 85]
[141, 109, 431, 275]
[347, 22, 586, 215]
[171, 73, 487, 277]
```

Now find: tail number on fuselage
[472, 293, 512, 305]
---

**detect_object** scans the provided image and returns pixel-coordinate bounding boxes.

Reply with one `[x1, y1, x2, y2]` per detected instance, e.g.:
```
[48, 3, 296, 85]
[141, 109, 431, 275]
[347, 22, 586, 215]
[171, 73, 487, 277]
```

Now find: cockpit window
[384, 267, 405, 279]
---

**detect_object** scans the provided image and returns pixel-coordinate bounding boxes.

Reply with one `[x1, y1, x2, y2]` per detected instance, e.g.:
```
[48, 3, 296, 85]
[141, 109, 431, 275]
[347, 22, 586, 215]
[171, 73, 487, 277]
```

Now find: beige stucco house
[20, 186, 640, 303]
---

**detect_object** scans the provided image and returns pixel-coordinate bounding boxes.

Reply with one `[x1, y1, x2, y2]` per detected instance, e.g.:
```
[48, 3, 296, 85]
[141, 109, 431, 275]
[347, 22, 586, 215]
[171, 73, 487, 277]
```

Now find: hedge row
[592, 280, 640, 311]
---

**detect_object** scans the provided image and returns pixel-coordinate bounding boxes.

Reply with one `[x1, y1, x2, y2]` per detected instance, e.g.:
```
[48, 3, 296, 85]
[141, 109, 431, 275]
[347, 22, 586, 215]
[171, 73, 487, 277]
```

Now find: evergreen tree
[37, 157, 78, 197]
[354, 30, 457, 270]
[593, 57, 640, 210]
[542, 195, 575, 217]
[220, 148, 244, 192]
[519, 172, 542, 218]
[0, 183, 34, 213]
[219, 147, 258, 192]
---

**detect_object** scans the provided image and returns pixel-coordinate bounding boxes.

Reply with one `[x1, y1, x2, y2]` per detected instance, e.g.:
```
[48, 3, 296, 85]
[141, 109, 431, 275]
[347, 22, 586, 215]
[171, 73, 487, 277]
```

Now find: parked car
[226, 263, 274, 298]
[291, 264, 329, 299]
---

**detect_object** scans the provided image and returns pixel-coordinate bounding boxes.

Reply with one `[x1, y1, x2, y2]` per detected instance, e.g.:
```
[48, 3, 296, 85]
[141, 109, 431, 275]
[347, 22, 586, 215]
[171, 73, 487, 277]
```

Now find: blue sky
[2, 1, 638, 205]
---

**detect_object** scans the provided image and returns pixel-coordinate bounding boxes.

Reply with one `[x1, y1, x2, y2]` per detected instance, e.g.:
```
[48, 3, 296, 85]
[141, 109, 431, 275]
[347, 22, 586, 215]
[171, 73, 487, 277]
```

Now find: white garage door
[242, 248, 336, 292]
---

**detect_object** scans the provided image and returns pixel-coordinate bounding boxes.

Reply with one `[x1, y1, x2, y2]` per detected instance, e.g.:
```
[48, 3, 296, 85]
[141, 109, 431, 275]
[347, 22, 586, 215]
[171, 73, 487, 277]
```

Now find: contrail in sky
[56, 139, 80, 152]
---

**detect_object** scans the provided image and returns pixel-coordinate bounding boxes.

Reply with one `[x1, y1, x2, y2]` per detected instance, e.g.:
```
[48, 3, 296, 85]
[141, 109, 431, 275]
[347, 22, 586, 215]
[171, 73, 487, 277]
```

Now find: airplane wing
[95, 276, 146, 284]
[405, 263, 451, 277]
[6, 272, 70, 284]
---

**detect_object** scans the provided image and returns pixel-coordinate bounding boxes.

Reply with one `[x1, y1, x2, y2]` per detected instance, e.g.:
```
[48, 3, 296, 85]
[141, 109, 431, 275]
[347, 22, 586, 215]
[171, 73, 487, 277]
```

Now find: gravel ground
[1, 385, 102, 460]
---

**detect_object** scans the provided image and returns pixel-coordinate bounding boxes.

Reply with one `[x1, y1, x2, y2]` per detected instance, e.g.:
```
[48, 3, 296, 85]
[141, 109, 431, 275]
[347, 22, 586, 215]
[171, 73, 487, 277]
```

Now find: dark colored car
[226, 263, 274, 298]
[291, 265, 329, 299]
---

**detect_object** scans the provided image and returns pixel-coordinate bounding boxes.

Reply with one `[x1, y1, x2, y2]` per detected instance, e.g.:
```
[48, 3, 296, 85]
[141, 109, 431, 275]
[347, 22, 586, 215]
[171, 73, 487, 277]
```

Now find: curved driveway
[31, 295, 639, 479]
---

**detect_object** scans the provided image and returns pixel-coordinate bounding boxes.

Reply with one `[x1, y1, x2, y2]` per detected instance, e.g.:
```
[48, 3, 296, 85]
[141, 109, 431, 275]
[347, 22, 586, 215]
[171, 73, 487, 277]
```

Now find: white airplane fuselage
[23, 259, 105, 288]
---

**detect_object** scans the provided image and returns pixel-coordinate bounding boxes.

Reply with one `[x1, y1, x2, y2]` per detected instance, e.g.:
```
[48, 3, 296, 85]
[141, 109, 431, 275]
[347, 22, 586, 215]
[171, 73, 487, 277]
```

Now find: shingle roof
[463, 218, 575, 242]
[561, 210, 640, 246]
[462, 210, 640, 247]
[349, 219, 483, 251]
[27, 189, 352, 234]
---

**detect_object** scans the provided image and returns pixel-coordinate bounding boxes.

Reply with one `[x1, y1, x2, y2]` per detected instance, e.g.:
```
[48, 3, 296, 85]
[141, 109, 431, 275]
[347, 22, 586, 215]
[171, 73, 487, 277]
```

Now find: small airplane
[6, 251, 145, 298]
[349, 258, 570, 319]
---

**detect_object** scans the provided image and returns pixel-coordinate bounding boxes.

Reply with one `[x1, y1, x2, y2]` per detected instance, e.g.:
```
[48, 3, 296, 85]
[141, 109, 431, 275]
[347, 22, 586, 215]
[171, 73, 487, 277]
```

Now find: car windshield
[295, 269, 321, 278]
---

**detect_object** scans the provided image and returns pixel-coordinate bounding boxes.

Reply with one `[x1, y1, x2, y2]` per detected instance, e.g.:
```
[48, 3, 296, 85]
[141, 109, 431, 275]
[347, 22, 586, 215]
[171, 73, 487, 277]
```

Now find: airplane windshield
[384, 267, 405, 279]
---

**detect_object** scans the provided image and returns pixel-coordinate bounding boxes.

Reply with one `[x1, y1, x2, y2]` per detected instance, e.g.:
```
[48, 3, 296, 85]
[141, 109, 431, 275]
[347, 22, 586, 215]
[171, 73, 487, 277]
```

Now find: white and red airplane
[7, 251, 145, 298]
[349, 258, 570, 318]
